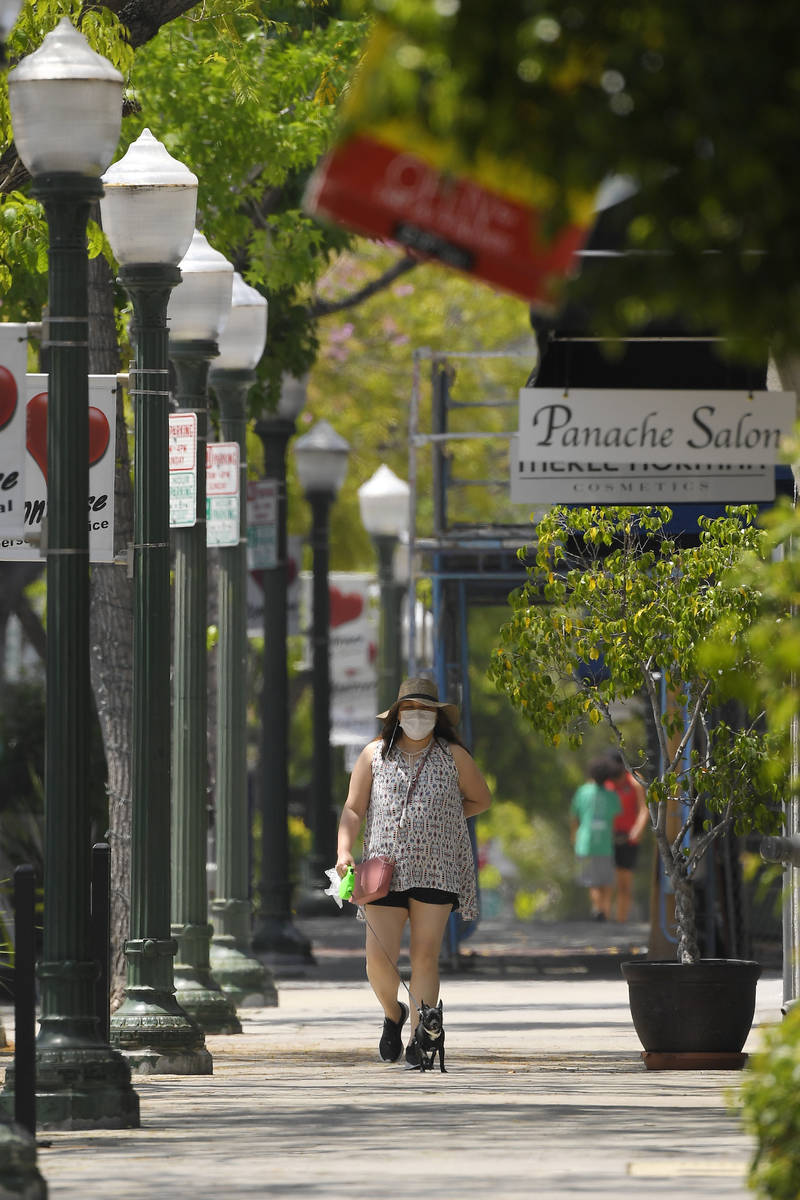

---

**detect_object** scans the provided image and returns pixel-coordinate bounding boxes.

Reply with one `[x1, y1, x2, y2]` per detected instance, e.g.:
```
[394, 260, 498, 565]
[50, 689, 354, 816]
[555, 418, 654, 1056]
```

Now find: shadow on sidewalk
[289, 913, 651, 983]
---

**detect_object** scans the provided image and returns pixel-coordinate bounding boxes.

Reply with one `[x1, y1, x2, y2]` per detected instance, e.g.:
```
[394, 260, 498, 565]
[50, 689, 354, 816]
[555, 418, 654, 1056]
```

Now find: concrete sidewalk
[0, 944, 782, 1199]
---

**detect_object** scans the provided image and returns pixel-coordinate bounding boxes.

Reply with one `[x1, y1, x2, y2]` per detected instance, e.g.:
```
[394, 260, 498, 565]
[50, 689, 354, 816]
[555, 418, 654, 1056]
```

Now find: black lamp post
[4, 18, 139, 1128]
[209, 278, 280, 999]
[99, 129, 211, 1073]
[357, 464, 411, 716]
[251, 376, 314, 967]
[293, 420, 350, 892]
[167, 230, 241, 1034]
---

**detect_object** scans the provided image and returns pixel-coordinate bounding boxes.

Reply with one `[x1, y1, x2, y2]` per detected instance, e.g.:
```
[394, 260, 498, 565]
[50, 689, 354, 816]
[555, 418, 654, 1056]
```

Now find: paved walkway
[0, 918, 782, 1199]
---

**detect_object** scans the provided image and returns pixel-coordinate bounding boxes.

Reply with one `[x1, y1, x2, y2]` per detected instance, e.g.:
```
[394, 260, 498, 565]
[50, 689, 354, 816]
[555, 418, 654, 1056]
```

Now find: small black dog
[411, 1000, 446, 1073]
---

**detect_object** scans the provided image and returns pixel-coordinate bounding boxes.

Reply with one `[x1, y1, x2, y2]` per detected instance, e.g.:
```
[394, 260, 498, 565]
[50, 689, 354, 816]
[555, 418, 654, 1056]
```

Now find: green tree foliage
[0, 0, 135, 315]
[125, 2, 368, 391]
[705, 491, 800, 793]
[290, 239, 534, 568]
[0, 2, 369, 386]
[740, 1003, 800, 1200]
[490, 504, 784, 960]
[346, 1, 800, 357]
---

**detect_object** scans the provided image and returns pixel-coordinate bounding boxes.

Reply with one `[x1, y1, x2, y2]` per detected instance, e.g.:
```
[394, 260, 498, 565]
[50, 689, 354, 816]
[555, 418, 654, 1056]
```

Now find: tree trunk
[87, 242, 134, 1008]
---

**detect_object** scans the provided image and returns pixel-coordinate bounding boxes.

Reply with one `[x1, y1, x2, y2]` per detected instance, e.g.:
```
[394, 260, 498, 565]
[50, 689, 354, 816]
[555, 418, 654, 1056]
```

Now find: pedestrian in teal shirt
[570, 757, 621, 921]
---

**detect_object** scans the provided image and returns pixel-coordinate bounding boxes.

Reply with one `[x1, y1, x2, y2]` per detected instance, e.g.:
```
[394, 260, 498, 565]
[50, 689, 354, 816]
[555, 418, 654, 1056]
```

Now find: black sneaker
[405, 1040, 422, 1070]
[379, 1002, 408, 1062]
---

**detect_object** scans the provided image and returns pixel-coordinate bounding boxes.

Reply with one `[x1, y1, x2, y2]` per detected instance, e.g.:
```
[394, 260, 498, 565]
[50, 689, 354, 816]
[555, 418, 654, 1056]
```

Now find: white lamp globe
[168, 230, 234, 344]
[358, 464, 410, 538]
[278, 373, 309, 420]
[100, 129, 198, 266]
[293, 419, 350, 497]
[8, 18, 123, 177]
[213, 273, 267, 371]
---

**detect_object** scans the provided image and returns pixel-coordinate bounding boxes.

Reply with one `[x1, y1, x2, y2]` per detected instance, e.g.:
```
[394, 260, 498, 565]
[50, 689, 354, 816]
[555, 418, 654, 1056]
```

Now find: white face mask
[399, 709, 437, 741]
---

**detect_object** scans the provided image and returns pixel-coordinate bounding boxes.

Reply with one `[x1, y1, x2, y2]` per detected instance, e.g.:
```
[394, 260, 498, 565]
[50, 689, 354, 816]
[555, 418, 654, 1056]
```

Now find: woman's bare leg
[407, 899, 452, 1035]
[364, 904, 408, 1020]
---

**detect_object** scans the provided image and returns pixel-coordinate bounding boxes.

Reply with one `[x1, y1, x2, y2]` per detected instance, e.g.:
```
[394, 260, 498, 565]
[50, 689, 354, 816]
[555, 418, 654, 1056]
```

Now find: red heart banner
[329, 586, 364, 628]
[26, 392, 111, 482]
[0, 365, 17, 431]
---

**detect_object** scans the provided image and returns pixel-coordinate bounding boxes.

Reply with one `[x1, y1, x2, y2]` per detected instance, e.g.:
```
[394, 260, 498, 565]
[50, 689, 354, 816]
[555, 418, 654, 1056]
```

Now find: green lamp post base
[209, 938, 279, 1007]
[2, 1044, 139, 1130]
[210, 900, 278, 1007]
[110, 991, 213, 1075]
[172, 922, 242, 1034]
[0, 1122, 47, 1199]
[109, 938, 212, 1075]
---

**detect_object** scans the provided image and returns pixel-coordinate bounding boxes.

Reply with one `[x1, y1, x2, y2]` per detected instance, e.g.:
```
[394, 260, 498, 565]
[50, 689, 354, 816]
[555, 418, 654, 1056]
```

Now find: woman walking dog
[335, 677, 491, 1067]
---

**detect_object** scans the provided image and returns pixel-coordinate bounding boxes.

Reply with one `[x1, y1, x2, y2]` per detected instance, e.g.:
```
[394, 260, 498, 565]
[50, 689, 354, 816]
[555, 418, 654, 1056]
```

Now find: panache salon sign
[518, 389, 796, 465]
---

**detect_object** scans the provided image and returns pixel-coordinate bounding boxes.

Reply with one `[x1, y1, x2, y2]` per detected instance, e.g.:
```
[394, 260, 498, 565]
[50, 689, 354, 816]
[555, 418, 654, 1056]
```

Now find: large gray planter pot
[621, 959, 761, 1059]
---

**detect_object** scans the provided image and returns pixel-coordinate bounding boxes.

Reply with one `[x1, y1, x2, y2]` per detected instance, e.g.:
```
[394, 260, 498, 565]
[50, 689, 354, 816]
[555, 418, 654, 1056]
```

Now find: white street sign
[247, 479, 278, 569]
[518, 388, 796, 465]
[0, 374, 117, 562]
[206, 442, 240, 547]
[169, 411, 197, 528]
[207, 442, 239, 496]
[207, 495, 239, 547]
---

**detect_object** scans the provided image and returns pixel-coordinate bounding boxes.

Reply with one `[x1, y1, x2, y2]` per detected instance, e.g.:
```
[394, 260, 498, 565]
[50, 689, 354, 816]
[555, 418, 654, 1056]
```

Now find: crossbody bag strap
[387, 740, 434, 862]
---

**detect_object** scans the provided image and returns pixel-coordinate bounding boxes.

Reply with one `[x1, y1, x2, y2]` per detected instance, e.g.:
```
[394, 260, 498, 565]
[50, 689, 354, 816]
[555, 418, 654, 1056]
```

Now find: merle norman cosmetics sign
[509, 436, 777, 505]
[518, 389, 796, 465]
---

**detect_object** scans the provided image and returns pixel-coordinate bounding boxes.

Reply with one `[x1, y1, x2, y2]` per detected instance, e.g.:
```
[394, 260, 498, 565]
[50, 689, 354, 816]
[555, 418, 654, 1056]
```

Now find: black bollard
[90, 843, 111, 1045]
[13, 864, 36, 1136]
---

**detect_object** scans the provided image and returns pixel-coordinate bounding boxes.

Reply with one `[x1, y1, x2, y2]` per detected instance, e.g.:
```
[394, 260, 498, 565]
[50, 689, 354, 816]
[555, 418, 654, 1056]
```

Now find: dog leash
[360, 905, 421, 1015]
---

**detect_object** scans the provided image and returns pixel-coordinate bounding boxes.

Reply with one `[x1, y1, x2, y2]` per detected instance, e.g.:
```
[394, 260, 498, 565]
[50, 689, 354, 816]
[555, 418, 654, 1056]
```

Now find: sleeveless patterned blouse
[361, 737, 478, 920]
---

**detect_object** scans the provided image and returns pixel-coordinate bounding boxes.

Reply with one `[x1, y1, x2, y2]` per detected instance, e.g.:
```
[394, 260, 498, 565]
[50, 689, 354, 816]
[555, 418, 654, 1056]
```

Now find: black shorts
[614, 837, 639, 871]
[369, 887, 459, 912]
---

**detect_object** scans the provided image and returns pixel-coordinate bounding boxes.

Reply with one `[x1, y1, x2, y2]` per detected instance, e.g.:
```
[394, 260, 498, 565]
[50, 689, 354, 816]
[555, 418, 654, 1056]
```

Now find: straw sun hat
[377, 676, 459, 725]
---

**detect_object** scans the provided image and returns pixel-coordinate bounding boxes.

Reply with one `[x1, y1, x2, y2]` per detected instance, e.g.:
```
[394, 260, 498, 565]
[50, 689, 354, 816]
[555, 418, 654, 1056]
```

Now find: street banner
[509, 436, 776, 505]
[206, 441, 239, 548]
[518, 388, 797, 466]
[0, 374, 117, 562]
[0, 324, 28, 536]
[303, 23, 594, 306]
[246, 479, 278, 569]
[169, 411, 197, 528]
[299, 570, 379, 748]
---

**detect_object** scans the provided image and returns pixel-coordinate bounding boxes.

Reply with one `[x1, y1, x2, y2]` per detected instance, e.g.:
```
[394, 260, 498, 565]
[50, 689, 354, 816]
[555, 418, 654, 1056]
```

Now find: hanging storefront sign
[518, 388, 797, 466]
[0, 374, 117, 562]
[509, 436, 776, 505]
[304, 24, 594, 306]
[168, 411, 197, 528]
[206, 441, 239, 548]
[0, 324, 28, 536]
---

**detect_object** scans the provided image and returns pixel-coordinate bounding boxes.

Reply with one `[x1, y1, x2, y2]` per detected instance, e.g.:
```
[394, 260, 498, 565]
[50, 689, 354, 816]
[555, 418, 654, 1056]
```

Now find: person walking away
[335, 677, 491, 1068]
[570, 757, 620, 921]
[607, 749, 650, 923]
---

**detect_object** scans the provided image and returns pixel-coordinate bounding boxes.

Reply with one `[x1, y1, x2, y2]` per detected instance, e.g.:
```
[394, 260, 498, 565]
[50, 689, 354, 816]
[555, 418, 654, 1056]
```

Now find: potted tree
[490, 503, 784, 1064]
